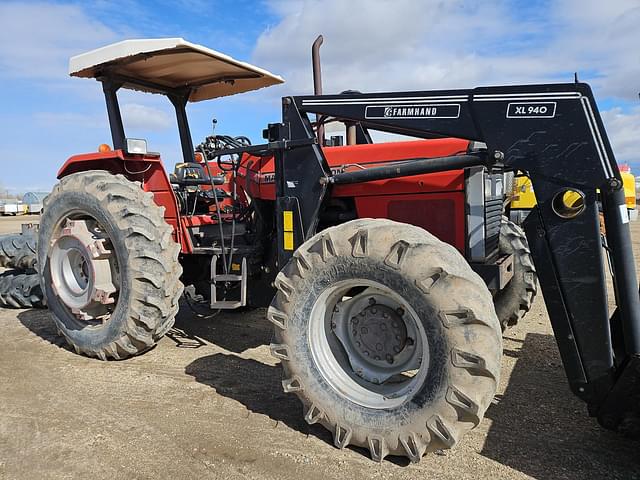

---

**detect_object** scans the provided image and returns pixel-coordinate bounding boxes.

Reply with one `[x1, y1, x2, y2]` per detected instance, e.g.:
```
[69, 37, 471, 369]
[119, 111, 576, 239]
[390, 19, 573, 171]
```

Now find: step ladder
[210, 255, 247, 309]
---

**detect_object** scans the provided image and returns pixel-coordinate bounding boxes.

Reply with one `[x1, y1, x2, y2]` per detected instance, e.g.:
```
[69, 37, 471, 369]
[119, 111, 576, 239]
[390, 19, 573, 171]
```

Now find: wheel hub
[49, 219, 117, 320]
[348, 304, 408, 366]
[332, 291, 423, 385]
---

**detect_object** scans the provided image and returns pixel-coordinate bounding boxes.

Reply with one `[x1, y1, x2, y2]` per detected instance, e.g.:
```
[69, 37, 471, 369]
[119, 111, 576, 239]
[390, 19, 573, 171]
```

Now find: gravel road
[0, 215, 638, 479]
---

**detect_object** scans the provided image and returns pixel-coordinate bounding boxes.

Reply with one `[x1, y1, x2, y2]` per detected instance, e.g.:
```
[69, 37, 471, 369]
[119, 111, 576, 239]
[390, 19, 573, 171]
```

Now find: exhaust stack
[312, 35, 324, 145]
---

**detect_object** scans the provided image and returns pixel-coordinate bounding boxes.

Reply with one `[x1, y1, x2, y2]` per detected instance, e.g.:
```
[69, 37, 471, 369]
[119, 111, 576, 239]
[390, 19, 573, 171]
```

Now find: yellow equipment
[510, 169, 637, 224]
[621, 170, 638, 221]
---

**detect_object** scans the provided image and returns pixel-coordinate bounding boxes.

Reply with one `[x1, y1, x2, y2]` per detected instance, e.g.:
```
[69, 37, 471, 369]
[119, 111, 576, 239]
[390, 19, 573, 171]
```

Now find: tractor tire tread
[0, 269, 45, 309]
[0, 232, 38, 270]
[494, 216, 538, 330]
[268, 218, 502, 462]
[40, 170, 183, 360]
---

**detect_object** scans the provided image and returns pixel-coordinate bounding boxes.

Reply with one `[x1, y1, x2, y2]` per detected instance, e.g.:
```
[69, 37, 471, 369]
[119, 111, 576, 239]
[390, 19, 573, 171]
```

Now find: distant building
[22, 192, 49, 204]
[22, 191, 49, 214]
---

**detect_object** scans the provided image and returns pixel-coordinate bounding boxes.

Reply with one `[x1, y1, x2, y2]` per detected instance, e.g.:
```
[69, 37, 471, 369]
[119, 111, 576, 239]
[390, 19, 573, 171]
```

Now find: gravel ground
[0, 215, 638, 479]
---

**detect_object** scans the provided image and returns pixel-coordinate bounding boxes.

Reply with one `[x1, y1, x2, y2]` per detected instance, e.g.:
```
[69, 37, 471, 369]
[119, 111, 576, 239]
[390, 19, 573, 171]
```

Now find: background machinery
[1, 36, 638, 462]
[509, 165, 638, 225]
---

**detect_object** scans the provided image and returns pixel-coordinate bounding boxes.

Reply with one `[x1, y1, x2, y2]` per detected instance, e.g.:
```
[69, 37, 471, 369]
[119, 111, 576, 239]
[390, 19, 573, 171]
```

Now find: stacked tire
[0, 230, 45, 309]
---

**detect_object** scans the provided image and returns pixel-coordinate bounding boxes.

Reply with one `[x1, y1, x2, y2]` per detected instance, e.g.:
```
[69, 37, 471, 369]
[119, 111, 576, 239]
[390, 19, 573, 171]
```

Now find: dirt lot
[0, 215, 638, 479]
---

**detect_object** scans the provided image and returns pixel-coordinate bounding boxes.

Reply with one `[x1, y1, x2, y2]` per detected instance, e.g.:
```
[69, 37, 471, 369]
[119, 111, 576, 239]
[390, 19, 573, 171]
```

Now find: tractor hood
[69, 38, 284, 101]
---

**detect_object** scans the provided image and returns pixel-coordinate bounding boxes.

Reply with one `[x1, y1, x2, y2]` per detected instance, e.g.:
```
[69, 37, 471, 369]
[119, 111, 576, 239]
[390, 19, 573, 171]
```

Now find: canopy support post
[169, 91, 196, 164]
[100, 78, 125, 151]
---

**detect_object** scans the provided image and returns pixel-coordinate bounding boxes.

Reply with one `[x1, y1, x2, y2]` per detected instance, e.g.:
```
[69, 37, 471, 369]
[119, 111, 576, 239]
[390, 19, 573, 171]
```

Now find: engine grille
[466, 169, 505, 262]
[484, 197, 502, 260]
[484, 173, 504, 260]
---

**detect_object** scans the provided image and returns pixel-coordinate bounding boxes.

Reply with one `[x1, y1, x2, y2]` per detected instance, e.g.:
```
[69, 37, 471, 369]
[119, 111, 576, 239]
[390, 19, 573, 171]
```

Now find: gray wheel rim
[49, 215, 119, 322]
[308, 279, 429, 409]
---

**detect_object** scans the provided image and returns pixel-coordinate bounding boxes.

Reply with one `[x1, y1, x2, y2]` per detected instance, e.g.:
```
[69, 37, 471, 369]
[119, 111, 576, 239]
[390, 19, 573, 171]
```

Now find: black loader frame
[264, 82, 640, 433]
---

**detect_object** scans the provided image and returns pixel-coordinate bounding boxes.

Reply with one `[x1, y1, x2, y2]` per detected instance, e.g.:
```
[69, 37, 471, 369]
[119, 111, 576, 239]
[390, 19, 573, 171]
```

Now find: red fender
[57, 150, 191, 252]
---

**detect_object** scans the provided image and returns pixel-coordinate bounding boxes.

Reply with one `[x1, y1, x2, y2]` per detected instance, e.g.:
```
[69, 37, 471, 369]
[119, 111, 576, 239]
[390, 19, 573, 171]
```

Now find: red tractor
[7, 37, 638, 462]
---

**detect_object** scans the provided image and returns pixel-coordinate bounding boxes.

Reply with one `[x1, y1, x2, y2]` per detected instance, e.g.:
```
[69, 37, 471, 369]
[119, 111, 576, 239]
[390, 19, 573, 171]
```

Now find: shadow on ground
[16, 305, 640, 473]
[17, 308, 70, 351]
[183, 351, 403, 464]
[482, 332, 640, 480]
[185, 353, 310, 432]
[16, 302, 272, 356]
[15, 305, 381, 462]
[167, 304, 272, 353]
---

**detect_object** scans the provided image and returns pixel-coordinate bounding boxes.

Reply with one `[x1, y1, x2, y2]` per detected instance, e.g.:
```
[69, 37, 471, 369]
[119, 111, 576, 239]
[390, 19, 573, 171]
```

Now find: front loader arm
[280, 83, 640, 428]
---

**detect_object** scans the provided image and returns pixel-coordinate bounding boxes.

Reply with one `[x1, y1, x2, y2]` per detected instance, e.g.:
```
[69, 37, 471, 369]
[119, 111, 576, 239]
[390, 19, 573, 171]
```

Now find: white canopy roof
[69, 38, 284, 102]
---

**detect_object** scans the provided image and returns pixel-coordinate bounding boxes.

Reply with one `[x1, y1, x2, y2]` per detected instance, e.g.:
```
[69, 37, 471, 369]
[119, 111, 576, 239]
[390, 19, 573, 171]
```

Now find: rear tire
[0, 231, 37, 270]
[0, 269, 45, 308]
[493, 217, 537, 330]
[38, 171, 183, 360]
[268, 219, 502, 462]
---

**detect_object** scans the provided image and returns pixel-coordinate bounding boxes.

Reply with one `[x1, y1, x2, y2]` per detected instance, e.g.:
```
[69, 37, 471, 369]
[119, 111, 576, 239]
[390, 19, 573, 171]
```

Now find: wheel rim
[308, 279, 429, 409]
[49, 215, 119, 323]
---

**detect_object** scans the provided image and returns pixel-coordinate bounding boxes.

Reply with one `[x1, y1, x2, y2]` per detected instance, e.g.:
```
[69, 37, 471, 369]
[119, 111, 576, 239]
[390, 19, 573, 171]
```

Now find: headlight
[126, 138, 147, 155]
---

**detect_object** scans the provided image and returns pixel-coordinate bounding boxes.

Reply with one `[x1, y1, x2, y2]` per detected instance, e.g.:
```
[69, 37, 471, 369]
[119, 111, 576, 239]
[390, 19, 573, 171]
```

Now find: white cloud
[0, 2, 119, 80]
[601, 106, 640, 165]
[33, 111, 106, 129]
[254, 0, 640, 100]
[551, 0, 640, 101]
[253, 0, 640, 163]
[121, 103, 172, 131]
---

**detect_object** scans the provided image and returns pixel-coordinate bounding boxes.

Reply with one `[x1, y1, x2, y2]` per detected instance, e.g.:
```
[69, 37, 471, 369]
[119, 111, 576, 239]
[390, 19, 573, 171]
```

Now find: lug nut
[368, 297, 376, 305]
[396, 308, 405, 316]
[386, 354, 394, 364]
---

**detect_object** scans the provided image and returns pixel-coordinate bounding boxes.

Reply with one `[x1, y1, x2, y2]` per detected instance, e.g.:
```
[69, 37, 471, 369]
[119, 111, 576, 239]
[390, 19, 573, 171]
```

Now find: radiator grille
[466, 168, 505, 262]
[485, 197, 502, 260]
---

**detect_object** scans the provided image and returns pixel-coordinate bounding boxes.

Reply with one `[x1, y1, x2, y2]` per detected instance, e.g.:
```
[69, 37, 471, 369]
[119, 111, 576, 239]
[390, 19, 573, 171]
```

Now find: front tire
[493, 217, 538, 330]
[268, 219, 502, 462]
[38, 171, 183, 360]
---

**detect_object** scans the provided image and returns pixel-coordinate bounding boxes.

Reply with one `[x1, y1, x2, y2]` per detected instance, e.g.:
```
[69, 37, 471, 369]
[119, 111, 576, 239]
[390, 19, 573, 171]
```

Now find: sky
[0, 0, 639, 194]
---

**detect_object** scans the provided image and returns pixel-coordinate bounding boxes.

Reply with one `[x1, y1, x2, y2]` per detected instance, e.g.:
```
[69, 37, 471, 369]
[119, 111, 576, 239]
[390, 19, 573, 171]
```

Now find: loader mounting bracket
[271, 82, 640, 419]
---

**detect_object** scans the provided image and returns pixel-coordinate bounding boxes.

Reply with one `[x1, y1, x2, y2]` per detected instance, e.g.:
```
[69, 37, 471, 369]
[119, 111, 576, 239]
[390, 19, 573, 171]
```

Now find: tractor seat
[171, 162, 224, 186]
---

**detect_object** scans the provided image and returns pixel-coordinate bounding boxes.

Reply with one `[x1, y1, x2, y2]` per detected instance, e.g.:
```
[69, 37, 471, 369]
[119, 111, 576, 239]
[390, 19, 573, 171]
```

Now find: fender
[57, 150, 188, 251]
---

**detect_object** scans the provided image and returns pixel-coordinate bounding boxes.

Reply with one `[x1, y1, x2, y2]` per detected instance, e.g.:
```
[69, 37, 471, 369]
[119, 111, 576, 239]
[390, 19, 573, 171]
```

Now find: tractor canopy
[69, 38, 284, 160]
[69, 38, 284, 101]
